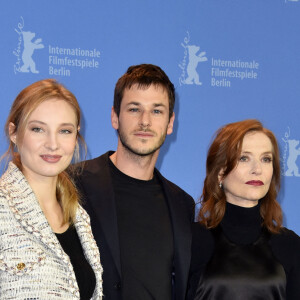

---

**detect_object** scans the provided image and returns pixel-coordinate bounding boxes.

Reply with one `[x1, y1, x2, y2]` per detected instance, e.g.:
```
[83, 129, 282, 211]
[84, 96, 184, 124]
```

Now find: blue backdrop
[0, 0, 299, 235]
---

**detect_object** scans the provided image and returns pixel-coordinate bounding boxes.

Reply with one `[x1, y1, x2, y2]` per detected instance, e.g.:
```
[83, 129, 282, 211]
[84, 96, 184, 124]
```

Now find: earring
[219, 182, 222, 188]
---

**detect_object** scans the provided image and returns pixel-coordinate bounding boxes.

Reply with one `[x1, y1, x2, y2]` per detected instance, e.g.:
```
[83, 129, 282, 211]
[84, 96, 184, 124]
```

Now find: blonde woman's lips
[40, 155, 62, 163]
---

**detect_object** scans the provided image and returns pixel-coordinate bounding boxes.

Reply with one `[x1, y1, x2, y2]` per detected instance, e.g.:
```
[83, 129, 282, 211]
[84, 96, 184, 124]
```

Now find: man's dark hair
[114, 64, 175, 119]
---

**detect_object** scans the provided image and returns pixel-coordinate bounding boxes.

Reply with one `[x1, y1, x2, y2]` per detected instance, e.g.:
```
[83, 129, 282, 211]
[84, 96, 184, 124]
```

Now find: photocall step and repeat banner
[0, 1, 299, 234]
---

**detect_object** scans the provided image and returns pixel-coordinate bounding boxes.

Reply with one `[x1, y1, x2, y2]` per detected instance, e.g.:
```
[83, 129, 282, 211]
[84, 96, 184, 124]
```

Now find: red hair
[198, 119, 283, 233]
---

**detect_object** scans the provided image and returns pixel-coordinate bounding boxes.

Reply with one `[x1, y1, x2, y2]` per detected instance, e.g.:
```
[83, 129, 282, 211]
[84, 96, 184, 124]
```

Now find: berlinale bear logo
[282, 127, 300, 177]
[13, 17, 44, 74]
[179, 31, 207, 86]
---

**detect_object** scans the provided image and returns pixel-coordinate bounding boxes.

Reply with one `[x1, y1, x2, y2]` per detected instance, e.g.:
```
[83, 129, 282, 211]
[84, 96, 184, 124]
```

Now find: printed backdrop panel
[0, 0, 299, 234]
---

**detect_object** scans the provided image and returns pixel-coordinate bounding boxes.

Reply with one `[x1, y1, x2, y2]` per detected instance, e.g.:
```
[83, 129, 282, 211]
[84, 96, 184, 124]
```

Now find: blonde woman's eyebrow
[28, 120, 76, 128]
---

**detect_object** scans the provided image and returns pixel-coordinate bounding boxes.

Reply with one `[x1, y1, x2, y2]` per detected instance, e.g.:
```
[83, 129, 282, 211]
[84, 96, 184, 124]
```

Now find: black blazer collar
[155, 169, 193, 299]
[80, 151, 122, 276]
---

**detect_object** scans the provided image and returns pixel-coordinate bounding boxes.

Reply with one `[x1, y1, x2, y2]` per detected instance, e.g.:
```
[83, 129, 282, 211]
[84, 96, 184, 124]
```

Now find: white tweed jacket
[0, 162, 103, 299]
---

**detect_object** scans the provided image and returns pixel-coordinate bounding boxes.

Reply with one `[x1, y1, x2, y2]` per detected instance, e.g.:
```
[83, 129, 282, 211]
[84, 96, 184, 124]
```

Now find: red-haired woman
[187, 119, 300, 300]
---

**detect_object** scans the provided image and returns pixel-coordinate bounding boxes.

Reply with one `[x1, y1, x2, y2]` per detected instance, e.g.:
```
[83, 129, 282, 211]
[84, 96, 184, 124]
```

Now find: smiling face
[220, 131, 274, 207]
[10, 99, 78, 183]
[111, 84, 175, 157]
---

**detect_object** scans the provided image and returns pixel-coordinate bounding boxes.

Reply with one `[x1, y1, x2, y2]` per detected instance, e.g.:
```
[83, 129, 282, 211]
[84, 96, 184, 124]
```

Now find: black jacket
[74, 151, 195, 300]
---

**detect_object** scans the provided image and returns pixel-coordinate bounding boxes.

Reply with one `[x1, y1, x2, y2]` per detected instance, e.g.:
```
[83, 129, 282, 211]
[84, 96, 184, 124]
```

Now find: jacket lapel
[5, 163, 76, 267]
[156, 169, 192, 300]
[74, 205, 103, 298]
[80, 153, 122, 276]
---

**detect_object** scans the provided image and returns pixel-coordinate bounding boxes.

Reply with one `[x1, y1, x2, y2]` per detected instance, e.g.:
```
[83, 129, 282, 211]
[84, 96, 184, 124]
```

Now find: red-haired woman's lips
[246, 180, 264, 186]
[40, 155, 62, 163]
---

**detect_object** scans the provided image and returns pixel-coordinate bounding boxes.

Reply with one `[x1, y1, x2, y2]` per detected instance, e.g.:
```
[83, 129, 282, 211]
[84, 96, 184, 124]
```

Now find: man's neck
[109, 148, 159, 181]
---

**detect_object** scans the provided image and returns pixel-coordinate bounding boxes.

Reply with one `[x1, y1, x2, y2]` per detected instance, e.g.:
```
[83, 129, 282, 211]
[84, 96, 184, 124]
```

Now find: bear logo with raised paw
[285, 139, 300, 177]
[20, 31, 44, 74]
[184, 45, 207, 85]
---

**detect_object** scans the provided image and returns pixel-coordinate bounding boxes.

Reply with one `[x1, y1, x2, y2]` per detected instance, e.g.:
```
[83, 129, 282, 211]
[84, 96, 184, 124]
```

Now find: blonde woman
[0, 79, 102, 299]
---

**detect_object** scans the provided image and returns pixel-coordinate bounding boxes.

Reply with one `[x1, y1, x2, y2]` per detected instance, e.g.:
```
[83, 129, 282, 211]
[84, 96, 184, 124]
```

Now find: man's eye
[129, 108, 139, 112]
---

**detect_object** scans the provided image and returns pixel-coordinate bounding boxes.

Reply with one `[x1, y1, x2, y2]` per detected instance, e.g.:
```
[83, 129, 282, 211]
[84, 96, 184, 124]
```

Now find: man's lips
[40, 155, 62, 163]
[245, 180, 264, 186]
[134, 131, 154, 137]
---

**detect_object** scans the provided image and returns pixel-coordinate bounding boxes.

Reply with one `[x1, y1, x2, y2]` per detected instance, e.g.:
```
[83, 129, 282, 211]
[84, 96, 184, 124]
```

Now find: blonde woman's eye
[31, 127, 43, 133]
[60, 129, 72, 134]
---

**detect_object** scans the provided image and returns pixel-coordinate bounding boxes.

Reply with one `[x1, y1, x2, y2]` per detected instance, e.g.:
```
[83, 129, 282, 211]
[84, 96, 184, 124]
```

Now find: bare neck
[110, 148, 159, 181]
[25, 174, 57, 204]
[25, 174, 67, 232]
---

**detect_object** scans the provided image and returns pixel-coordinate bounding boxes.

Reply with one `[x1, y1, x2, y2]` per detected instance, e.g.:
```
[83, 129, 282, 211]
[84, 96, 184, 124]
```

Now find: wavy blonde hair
[2, 79, 86, 224]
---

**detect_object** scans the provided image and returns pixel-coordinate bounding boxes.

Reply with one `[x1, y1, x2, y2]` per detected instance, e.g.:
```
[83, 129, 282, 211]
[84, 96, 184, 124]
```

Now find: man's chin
[125, 146, 159, 157]
[119, 134, 166, 157]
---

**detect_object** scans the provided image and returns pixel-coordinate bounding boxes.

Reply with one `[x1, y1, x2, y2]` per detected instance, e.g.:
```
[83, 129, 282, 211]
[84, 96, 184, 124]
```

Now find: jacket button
[113, 282, 121, 290]
[17, 263, 25, 270]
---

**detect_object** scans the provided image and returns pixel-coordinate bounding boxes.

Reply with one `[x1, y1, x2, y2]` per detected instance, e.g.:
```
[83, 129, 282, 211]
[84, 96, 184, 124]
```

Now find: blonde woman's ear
[9, 122, 17, 144]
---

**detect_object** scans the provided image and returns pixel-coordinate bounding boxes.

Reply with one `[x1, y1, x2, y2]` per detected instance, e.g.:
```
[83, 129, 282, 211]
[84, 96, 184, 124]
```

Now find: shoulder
[0, 163, 22, 202]
[0, 184, 10, 216]
[271, 227, 300, 250]
[190, 223, 215, 275]
[76, 204, 91, 222]
[71, 152, 112, 188]
[75, 151, 111, 174]
[0, 177, 8, 198]
[190, 223, 214, 275]
[191, 223, 214, 260]
[270, 228, 300, 299]
[187, 223, 215, 300]
[155, 170, 195, 218]
[155, 168, 194, 201]
[270, 227, 300, 270]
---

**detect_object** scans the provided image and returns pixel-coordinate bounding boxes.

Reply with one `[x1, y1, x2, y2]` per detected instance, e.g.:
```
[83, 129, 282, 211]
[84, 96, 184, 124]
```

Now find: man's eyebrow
[126, 101, 140, 106]
[153, 103, 167, 108]
[126, 102, 167, 108]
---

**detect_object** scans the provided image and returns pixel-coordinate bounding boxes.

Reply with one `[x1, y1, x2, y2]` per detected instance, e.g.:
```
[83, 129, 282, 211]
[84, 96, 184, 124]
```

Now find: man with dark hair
[76, 64, 194, 300]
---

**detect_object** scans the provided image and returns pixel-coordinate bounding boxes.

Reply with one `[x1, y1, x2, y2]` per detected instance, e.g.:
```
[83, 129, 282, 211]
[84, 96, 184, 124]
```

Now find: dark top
[187, 202, 300, 300]
[110, 158, 174, 300]
[55, 225, 96, 300]
[73, 151, 195, 300]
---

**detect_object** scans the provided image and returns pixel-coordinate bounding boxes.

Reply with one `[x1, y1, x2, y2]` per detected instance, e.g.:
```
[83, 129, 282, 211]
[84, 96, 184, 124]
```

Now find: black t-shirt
[55, 225, 96, 300]
[109, 158, 174, 300]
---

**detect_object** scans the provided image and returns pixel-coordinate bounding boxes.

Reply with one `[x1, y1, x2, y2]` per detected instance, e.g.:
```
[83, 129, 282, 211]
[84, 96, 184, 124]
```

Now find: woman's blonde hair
[2, 79, 86, 224]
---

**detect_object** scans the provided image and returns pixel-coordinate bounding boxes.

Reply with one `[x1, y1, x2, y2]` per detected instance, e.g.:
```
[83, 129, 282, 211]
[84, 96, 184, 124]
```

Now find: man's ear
[9, 122, 17, 144]
[111, 107, 119, 130]
[166, 112, 175, 135]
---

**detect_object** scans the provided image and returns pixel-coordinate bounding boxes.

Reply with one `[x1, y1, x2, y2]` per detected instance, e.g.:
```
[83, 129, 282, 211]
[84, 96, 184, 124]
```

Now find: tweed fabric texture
[0, 162, 103, 299]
